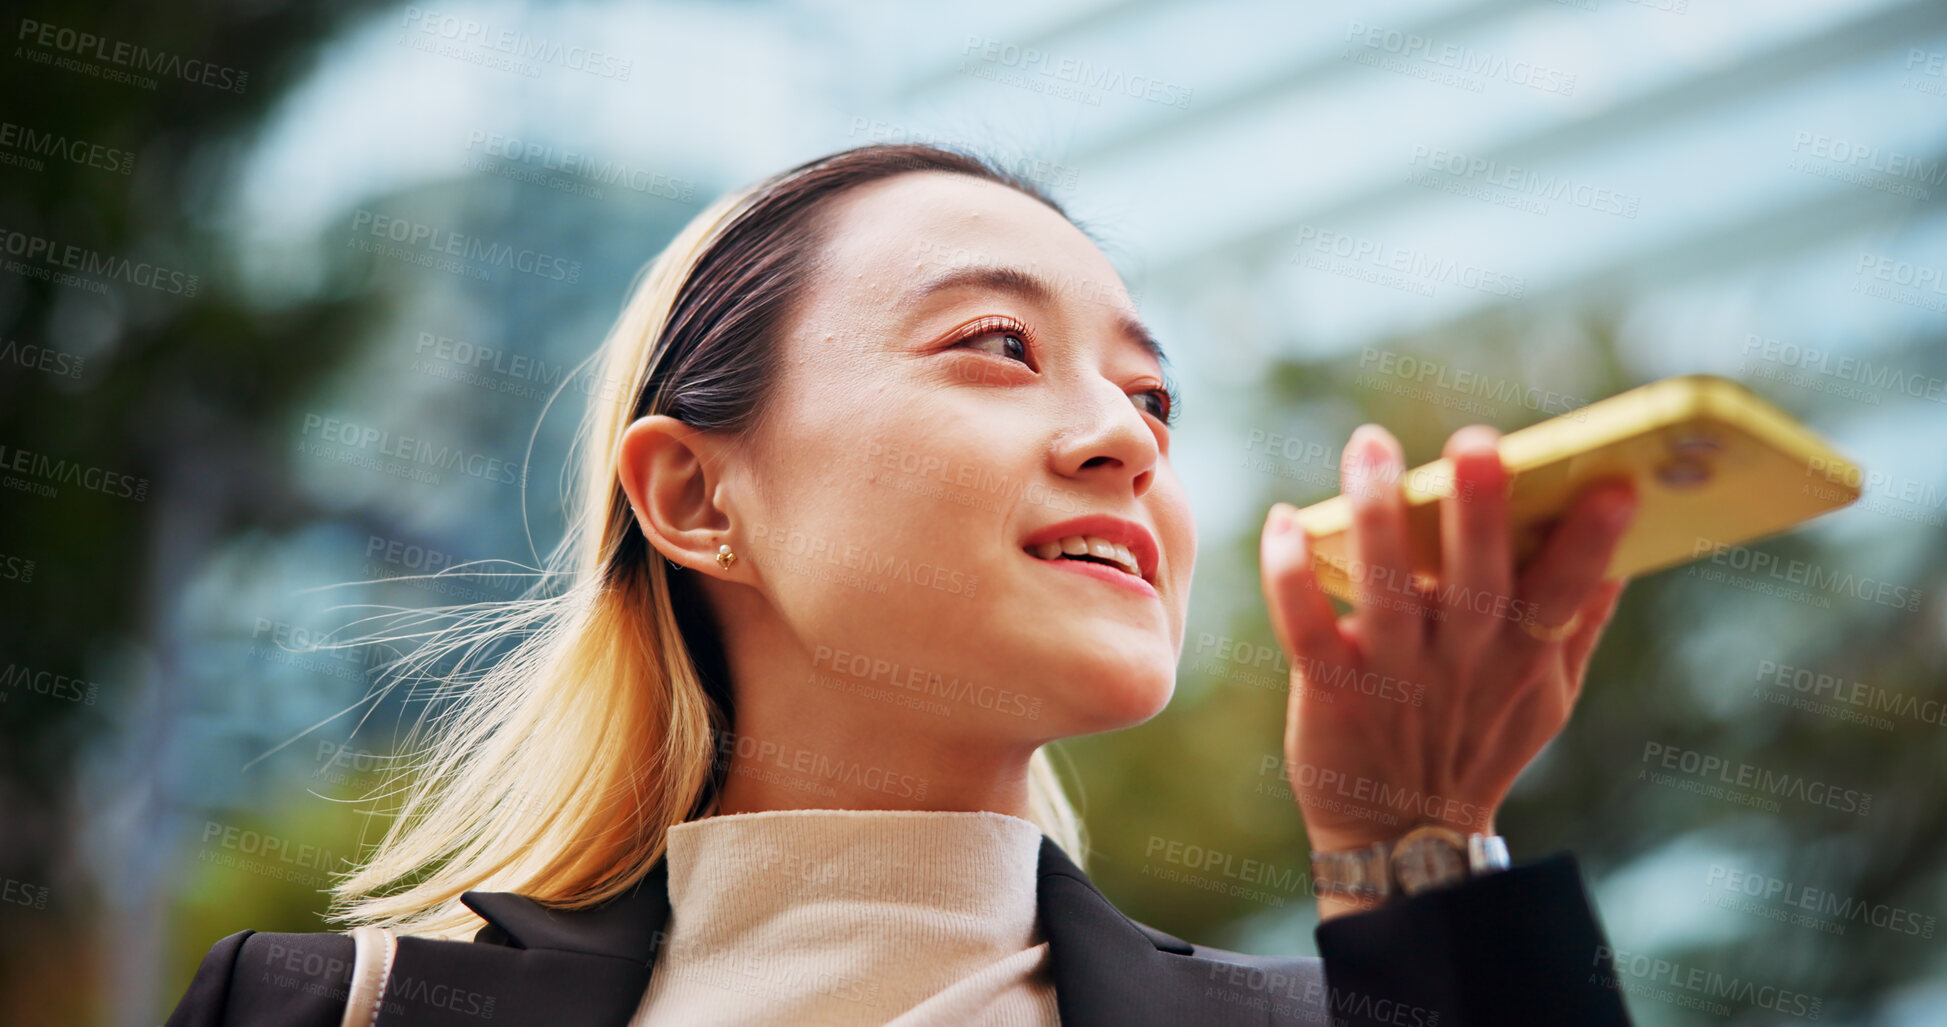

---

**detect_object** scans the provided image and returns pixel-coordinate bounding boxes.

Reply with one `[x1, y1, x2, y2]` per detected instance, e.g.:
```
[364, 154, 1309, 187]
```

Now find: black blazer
[164, 838, 1633, 1026]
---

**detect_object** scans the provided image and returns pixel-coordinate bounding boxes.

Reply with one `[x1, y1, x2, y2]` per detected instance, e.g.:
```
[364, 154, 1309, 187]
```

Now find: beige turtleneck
[627, 808, 1062, 1026]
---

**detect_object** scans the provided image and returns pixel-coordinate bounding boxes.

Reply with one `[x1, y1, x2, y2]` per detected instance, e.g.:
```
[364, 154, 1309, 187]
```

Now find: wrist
[1317, 891, 1383, 922]
[1309, 822, 1510, 919]
[1305, 810, 1498, 854]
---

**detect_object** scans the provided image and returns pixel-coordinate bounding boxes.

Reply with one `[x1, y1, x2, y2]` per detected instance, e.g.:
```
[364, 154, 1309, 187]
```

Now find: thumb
[1260, 503, 1352, 673]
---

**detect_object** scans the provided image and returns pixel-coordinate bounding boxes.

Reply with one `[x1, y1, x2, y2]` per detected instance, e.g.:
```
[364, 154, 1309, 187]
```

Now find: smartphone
[1290, 374, 1864, 603]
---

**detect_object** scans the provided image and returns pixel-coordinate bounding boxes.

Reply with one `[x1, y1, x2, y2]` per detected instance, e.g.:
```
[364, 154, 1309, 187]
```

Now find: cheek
[749, 401, 1005, 616]
[1155, 487, 1196, 620]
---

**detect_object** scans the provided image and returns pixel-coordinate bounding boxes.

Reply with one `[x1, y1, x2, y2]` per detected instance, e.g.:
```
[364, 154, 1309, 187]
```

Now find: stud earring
[715, 544, 737, 570]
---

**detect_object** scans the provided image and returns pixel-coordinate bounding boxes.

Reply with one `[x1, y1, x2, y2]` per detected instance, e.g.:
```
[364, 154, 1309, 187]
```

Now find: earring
[715, 543, 737, 570]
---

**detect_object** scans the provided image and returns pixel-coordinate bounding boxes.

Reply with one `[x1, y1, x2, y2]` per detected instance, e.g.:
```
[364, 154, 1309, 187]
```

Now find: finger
[1436, 425, 1510, 654]
[1342, 424, 1424, 659]
[1260, 503, 1355, 686]
[1560, 577, 1629, 694]
[1474, 577, 1628, 775]
[1514, 478, 1638, 639]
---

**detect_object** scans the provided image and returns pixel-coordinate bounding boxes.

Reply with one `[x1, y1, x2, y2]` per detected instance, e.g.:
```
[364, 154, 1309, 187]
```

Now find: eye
[952, 316, 1037, 369]
[1133, 382, 1180, 427]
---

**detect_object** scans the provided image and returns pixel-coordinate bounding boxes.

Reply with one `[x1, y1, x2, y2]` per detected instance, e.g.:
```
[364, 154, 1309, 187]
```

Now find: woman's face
[715, 170, 1193, 751]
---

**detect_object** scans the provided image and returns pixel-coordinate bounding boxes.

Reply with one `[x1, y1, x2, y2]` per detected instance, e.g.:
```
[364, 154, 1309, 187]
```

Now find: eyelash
[948, 315, 1180, 428]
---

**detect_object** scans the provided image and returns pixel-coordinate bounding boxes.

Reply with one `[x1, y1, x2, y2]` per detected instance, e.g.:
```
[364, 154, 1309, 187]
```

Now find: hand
[1258, 423, 1637, 919]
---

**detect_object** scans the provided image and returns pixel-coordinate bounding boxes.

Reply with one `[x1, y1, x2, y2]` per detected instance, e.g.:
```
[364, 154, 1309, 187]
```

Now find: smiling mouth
[1025, 534, 1145, 581]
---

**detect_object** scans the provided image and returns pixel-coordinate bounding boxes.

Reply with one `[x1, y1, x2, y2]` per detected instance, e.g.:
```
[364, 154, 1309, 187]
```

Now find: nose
[1048, 378, 1160, 498]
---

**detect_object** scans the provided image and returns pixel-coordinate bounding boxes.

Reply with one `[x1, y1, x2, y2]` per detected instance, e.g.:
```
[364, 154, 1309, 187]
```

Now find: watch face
[1392, 834, 1468, 895]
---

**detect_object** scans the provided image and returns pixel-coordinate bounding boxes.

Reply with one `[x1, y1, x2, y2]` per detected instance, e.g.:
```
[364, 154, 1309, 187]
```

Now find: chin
[1062, 653, 1177, 733]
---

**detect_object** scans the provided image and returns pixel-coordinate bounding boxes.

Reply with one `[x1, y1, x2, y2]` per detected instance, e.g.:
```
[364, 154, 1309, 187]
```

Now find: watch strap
[1309, 839, 1393, 901]
[1311, 829, 1509, 903]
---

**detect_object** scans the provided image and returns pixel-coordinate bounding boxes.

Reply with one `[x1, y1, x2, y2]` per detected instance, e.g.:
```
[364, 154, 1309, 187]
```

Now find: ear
[617, 414, 738, 576]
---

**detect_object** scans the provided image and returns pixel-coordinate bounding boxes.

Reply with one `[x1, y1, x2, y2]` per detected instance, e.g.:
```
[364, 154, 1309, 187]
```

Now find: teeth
[1030, 535, 1143, 578]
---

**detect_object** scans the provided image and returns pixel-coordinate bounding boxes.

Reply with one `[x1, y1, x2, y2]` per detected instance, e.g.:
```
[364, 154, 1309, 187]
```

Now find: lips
[1028, 534, 1141, 577]
[1020, 514, 1161, 584]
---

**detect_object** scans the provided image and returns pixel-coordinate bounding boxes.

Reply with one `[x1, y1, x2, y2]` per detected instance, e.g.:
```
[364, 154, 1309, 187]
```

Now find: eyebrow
[909, 264, 1169, 368]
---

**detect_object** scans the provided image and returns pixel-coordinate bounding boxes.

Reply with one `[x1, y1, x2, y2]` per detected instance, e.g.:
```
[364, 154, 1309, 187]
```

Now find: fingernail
[1344, 429, 1370, 470]
[1345, 428, 1387, 499]
[1605, 488, 1638, 530]
[1270, 502, 1298, 535]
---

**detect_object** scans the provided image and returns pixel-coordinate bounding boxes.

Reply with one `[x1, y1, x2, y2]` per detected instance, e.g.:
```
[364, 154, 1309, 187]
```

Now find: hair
[330, 143, 1088, 939]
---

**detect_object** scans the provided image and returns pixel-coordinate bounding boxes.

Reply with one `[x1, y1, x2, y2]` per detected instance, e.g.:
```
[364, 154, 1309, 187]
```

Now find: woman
[166, 143, 1640, 1026]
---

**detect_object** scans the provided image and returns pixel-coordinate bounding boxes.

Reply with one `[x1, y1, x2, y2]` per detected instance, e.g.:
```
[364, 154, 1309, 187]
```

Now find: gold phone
[1292, 374, 1864, 603]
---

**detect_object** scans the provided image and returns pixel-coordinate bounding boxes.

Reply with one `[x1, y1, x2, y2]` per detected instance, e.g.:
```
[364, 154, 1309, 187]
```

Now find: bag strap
[340, 925, 398, 1027]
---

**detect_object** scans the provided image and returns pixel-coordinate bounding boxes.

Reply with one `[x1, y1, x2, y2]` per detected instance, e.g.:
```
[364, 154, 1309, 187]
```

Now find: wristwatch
[1310, 824, 1510, 902]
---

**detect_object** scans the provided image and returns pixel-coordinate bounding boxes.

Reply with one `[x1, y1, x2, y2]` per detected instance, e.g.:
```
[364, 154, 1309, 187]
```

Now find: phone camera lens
[1668, 430, 1723, 456]
[1655, 456, 1712, 489]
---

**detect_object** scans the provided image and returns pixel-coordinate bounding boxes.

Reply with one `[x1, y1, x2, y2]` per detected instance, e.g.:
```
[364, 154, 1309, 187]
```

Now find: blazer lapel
[452, 837, 1323, 1027]
[1037, 837, 1324, 1027]
[411, 865, 670, 1027]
